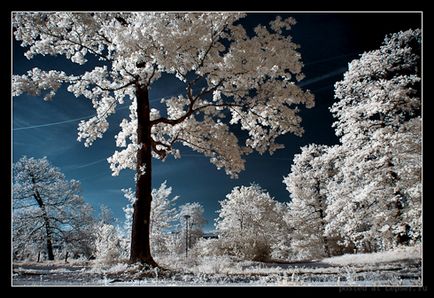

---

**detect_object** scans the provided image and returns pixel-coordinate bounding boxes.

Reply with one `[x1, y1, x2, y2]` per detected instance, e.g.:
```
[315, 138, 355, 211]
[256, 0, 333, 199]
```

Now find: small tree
[13, 12, 314, 266]
[122, 181, 179, 258]
[94, 223, 123, 265]
[99, 204, 115, 225]
[216, 184, 286, 261]
[150, 181, 178, 257]
[177, 202, 206, 254]
[13, 156, 92, 260]
[62, 200, 96, 259]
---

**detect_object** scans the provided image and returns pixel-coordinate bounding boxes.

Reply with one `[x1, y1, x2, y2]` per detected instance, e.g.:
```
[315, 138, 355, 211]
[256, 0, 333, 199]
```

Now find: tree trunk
[316, 182, 331, 257]
[386, 159, 409, 246]
[129, 83, 158, 267]
[318, 207, 331, 257]
[32, 177, 55, 261]
[42, 212, 55, 261]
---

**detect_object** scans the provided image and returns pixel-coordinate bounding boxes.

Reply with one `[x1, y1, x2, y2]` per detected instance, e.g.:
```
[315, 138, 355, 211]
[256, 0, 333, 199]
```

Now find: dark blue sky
[12, 13, 421, 231]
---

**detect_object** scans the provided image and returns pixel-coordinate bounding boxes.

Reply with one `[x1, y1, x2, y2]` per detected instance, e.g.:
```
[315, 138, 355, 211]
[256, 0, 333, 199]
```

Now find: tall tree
[283, 144, 338, 259]
[13, 156, 91, 260]
[329, 29, 421, 251]
[13, 12, 314, 265]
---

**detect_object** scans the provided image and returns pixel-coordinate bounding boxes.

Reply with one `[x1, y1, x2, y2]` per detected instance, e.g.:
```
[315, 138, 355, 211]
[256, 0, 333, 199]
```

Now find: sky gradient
[12, 12, 421, 231]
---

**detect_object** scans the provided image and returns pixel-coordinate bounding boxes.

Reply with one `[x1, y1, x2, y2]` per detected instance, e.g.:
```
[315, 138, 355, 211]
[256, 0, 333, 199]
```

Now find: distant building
[201, 232, 218, 239]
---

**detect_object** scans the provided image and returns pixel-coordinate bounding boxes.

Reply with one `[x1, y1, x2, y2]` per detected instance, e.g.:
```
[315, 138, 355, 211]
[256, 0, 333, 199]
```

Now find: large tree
[13, 12, 314, 265]
[328, 29, 421, 251]
[13, 156, 92, 260]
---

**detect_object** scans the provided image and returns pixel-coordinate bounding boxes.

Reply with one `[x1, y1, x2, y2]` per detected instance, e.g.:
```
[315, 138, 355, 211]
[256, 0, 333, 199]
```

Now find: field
[12, 245, 422, 287]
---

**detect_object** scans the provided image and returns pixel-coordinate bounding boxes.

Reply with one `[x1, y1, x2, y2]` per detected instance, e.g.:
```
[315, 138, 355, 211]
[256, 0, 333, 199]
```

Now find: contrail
[299, 67, 347, 87]
[67, 158, 109, 170]
[13, 68, 342, 133]
[13, 114, 95, 131]
[13, 102, 137, 131]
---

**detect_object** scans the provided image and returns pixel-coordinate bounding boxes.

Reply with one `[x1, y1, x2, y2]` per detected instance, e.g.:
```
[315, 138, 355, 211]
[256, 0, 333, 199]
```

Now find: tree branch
[38, 28, 110, 61]
[151, 139, 171, 159]
[94, 80, 136, 92]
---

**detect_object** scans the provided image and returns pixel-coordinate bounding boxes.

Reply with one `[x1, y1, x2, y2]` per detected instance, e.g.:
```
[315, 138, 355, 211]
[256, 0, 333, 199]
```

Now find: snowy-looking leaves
[13, 156, 94, 260]
[216, 184, 288, 261]
[283, 29, 421, 255]
[13, 12, 314, 178]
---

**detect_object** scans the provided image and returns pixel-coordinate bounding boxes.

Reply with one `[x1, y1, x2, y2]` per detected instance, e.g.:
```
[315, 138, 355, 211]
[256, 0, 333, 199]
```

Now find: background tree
[94, 223, 123, 265]
[122, 181, 179, 259]
[177, 202, 206, 254]
[215, 184, 286, 261]
[149, 181, 178, 257]
[269, 201, 293, 261]
[13, 210, 46, 261]
[328, 28, 421, 251]
[98, 204, 115, 225]
[13, 12, 314, 266]
[61, 200, 96, 259]
[13, 156, 92, 260]
[283, 144, 339, 259]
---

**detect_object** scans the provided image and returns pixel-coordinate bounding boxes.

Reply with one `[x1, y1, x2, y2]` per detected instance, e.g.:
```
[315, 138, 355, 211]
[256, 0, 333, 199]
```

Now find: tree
[328, 29, 421, 251]
[13, 210, 46, 261]
[13, 156, 92, 260]
[270, 202, 293, 260]
[98, 204, 115, 225]
[177, 202, 206, 254]
[215, 184, 286, 261]
[13, 12, 314, 266]
[149, 181, 178, 257]
[62, 199, 96, 259]
[283, 144, 340, 259]
[94, 223, 123, 265]
[122, 181, 179, 258]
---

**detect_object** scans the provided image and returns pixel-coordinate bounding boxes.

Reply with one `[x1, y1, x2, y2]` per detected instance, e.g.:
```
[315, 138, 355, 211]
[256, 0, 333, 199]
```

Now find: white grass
[321, 244, 421, 266]
[13, 245, 422, 286]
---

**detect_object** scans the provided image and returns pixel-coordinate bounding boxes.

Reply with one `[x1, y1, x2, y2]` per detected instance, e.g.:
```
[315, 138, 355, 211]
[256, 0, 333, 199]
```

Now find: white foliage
[325, 29, 421, 252]
[175, 202, 206, 254]
[13, 12, 314, 178]
[215, 184, 289, 261]
[13, 156, 95, 260]
[283, 144, 343, 260]
[150, 181, 178, 256]
[94, 223, 123, 265]
[122, 181, 178, 257]
[282, 29, 421, 257]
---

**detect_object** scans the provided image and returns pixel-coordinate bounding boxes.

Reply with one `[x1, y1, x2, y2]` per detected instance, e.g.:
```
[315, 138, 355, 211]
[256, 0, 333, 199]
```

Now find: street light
[184, 214, 191, 258]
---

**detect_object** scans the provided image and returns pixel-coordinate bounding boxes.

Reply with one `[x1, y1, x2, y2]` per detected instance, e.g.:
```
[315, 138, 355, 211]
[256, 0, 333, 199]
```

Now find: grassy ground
[12, 245, 422, 286]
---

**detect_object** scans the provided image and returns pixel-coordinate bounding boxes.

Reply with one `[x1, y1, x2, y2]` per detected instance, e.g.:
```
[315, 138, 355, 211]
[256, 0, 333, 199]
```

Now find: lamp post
[184, 214, 191, 258]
